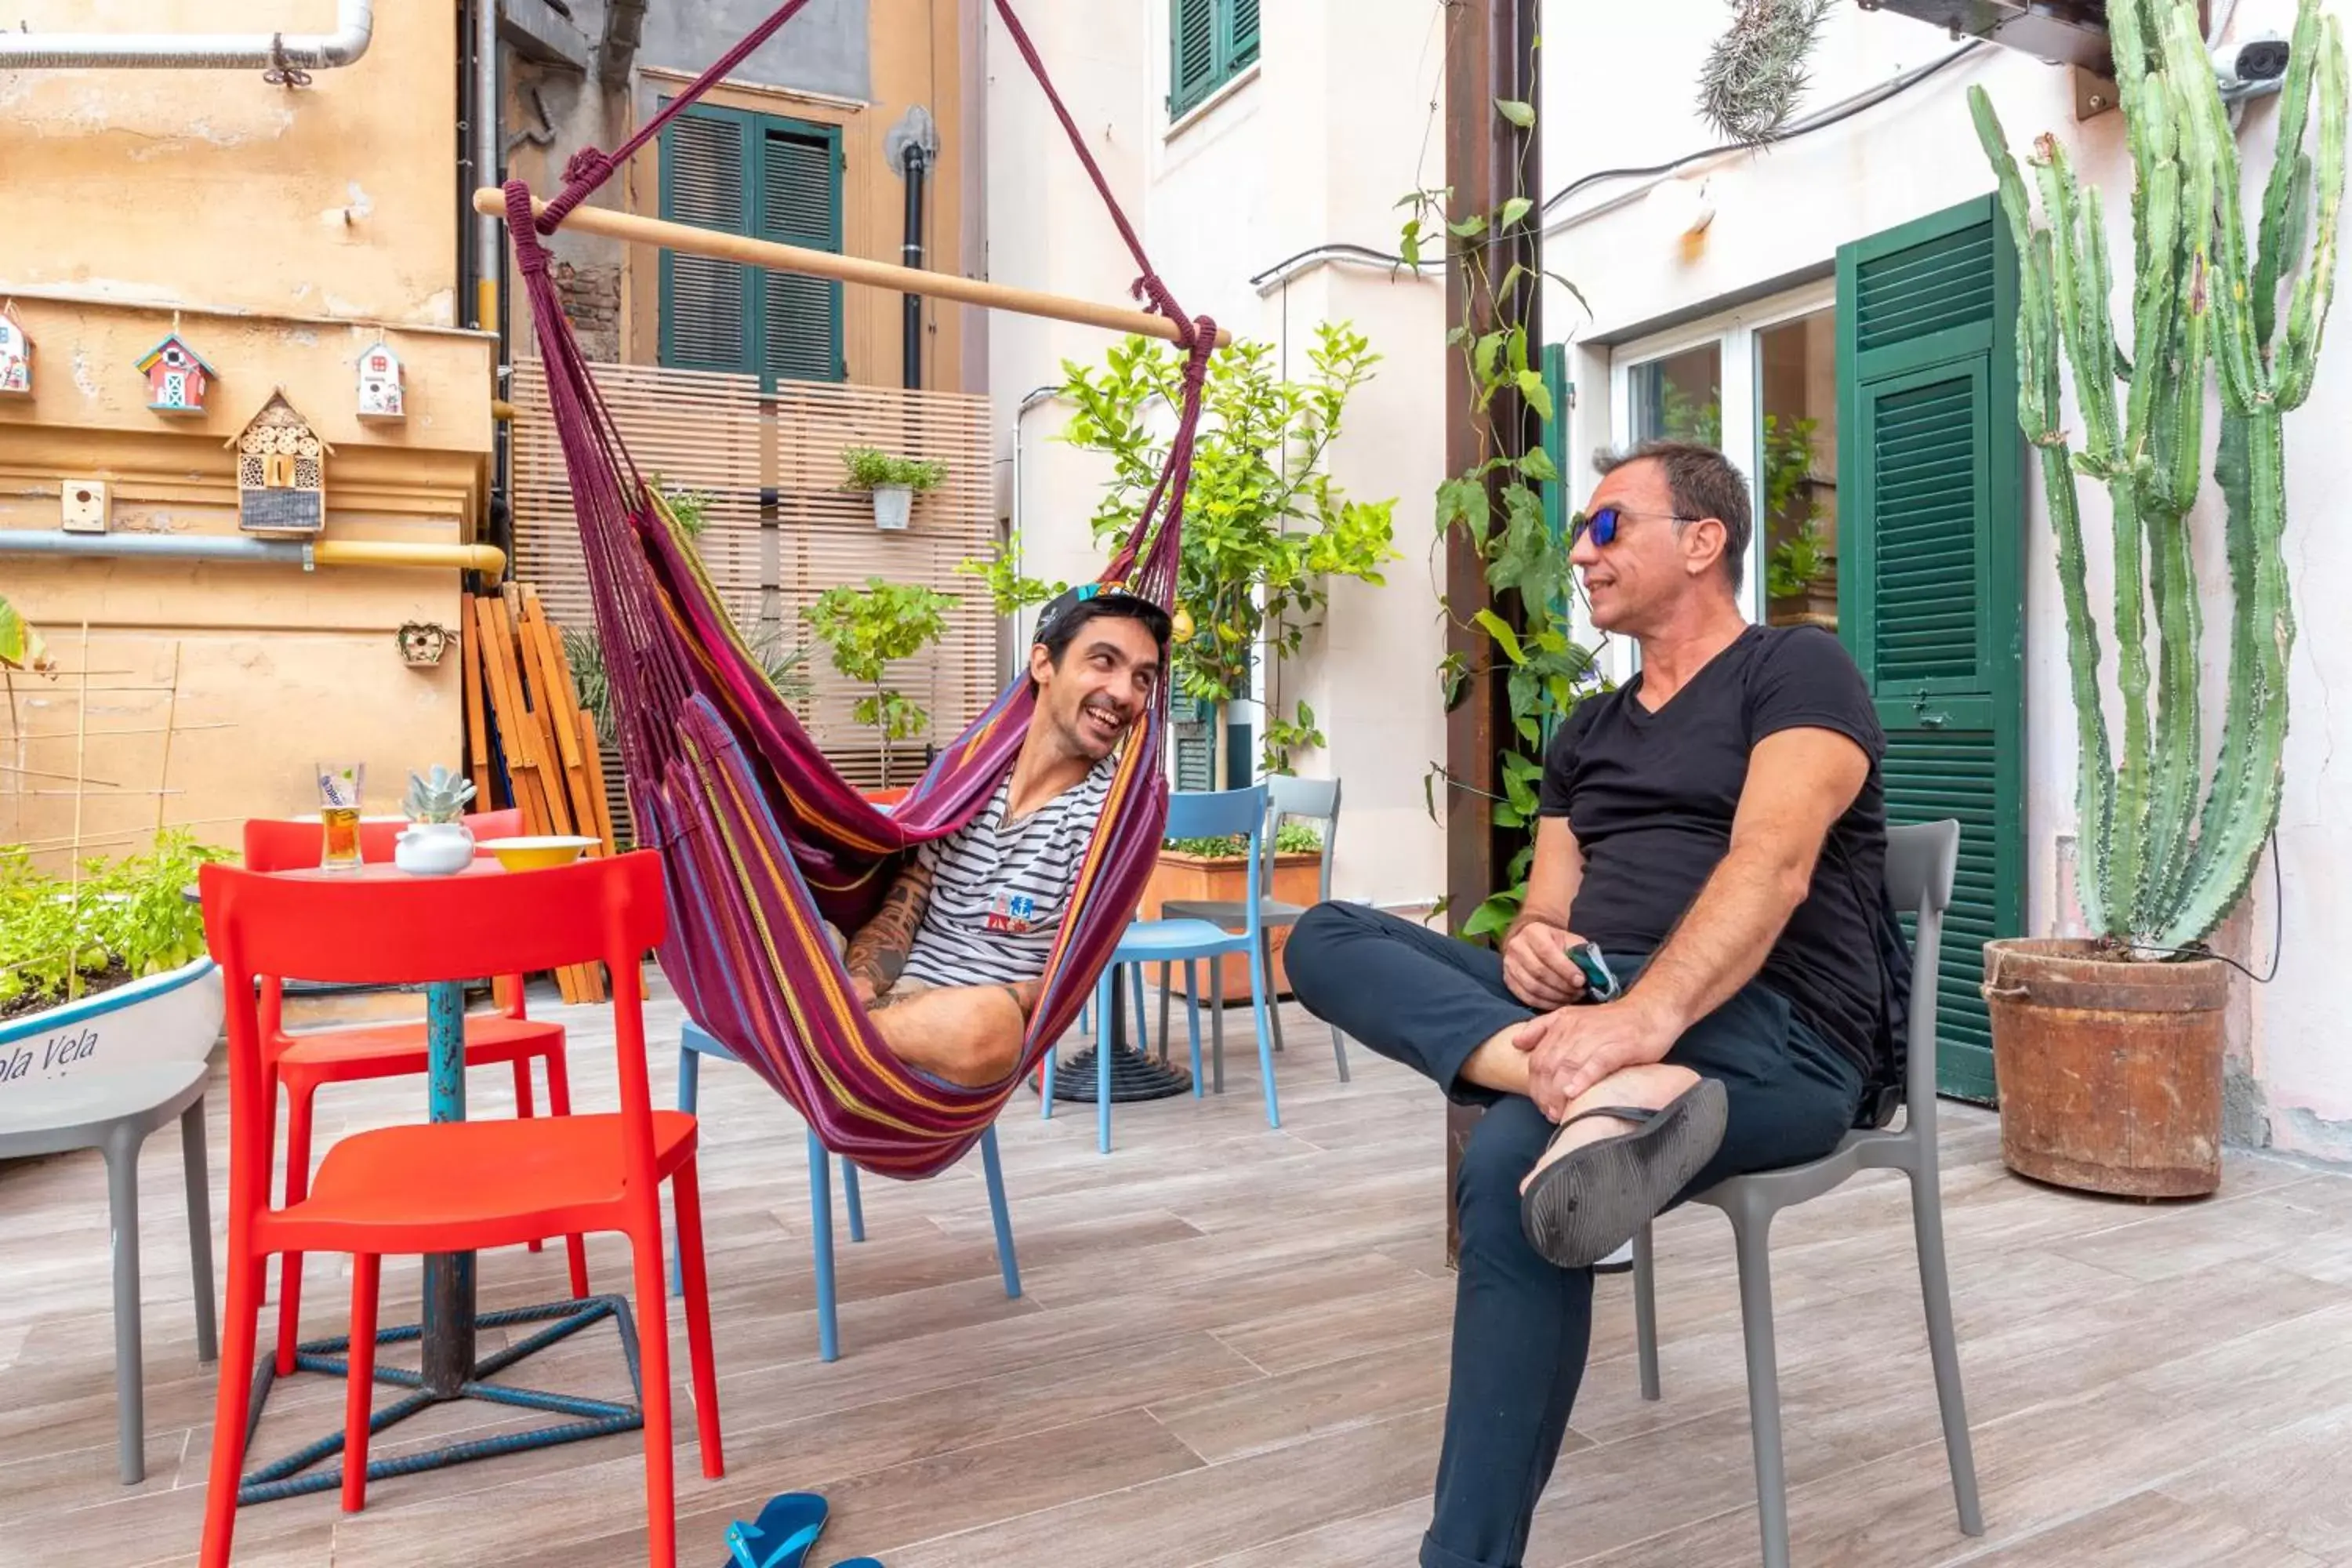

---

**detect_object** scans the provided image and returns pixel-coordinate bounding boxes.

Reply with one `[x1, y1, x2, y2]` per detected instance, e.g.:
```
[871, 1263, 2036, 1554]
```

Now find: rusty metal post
[1443, 0, 1542, 1267]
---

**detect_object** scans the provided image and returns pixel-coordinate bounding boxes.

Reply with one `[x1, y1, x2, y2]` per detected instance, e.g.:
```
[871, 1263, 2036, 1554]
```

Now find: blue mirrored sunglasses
[1567, 505, 1700, 548]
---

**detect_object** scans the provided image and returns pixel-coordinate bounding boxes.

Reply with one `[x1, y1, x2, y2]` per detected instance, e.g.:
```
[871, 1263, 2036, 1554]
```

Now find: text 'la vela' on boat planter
[0, 958, 224, 1101]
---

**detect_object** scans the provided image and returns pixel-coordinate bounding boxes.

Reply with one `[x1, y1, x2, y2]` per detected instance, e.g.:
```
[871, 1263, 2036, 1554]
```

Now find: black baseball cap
[1031, 580, 1173, 649]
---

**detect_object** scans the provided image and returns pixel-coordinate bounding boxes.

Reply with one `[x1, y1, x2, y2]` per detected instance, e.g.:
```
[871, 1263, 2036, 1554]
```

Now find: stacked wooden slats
[461, 585, 619, 1004]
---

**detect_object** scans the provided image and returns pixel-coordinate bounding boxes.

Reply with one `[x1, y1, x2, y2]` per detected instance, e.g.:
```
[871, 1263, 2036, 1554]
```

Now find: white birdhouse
[0, 303, 30, 398]
[357, 339, 405, 420]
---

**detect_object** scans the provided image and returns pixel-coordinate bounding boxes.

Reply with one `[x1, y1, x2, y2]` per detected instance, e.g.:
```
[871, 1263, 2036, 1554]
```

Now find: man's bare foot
[1519, 1062, 1701, 1196]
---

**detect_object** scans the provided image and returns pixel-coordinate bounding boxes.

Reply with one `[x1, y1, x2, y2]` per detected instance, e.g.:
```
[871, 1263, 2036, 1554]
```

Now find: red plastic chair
[197, 851, 722, 1567]
[242, 811, 588, 1377]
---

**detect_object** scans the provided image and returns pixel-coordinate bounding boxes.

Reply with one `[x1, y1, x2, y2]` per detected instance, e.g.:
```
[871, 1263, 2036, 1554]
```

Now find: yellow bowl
[477, 835, 599, 871]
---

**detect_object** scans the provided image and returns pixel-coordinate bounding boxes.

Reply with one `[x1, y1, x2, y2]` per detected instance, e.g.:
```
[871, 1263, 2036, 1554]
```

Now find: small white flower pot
[394, 821, 475, 877]
[870, 484, 913, 531]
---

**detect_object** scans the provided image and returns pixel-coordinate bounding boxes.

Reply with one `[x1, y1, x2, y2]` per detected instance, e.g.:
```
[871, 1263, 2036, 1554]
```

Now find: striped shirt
[898, 757, 1117, 989]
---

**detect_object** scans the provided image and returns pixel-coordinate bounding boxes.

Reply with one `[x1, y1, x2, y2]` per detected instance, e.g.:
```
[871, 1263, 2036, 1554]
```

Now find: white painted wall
[1543, 0, 2352, 1160]
[985, 0, 1451, 909]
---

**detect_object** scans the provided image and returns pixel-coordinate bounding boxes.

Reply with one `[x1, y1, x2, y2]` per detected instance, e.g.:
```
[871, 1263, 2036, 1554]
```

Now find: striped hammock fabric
[499, 0, 1216, 1178]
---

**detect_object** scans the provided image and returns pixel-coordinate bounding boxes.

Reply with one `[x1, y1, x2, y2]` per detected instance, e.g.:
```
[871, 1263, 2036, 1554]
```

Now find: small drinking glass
[316, 760, 365, 873]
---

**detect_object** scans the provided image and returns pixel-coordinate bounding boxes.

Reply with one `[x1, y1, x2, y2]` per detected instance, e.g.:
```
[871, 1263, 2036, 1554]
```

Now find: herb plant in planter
[840, 446, 947, 532]
[0, 831, 232, 1093]
[1971, 0, 2343, 1195]
[803, 576, 958, 789]
[1143, 822, 1326, 997]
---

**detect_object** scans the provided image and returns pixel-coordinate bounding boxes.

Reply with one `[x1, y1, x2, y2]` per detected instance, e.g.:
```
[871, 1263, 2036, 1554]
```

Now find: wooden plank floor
[5, 976, 2352, 1566]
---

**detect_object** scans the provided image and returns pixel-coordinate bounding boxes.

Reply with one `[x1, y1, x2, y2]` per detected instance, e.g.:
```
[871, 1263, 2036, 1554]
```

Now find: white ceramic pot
[871, 484, 913, 531]
[0, 957, 223, 1101]
[394, 820, 475, 876]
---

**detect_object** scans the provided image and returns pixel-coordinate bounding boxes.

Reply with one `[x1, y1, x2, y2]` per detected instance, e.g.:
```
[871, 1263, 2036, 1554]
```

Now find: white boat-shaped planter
[0, 957, 224, 1101]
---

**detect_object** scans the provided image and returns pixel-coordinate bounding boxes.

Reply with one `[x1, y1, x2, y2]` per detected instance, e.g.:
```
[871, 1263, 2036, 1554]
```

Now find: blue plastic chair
[672, 1020, 1021, 1362]
[1044, 786, 1278, 1153]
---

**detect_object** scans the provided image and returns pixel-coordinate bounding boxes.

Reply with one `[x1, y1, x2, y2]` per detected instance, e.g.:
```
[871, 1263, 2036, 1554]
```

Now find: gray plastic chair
[0, 1060, 219, 1483]
[1158, 774, 1351, 1081]
[1631, 818, 1982, 1568]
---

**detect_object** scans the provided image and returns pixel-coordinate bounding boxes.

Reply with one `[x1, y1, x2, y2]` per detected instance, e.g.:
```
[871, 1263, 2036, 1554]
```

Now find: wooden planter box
[1138, 849, 1323, 1000]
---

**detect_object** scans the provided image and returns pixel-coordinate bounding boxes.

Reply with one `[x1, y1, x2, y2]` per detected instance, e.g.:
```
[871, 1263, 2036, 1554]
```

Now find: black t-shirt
[1537, 623, 1888, 1076]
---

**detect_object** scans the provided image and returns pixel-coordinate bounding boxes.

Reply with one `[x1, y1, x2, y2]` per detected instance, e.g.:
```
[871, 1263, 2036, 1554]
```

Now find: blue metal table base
[236, 1293, 644, 1506]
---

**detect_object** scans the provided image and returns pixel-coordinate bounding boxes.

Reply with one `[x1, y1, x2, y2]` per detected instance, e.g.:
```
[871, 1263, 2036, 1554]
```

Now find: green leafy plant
[955, 532, 1067, 619]
[1759, 413, 1831, 602]
[0, 588, 50, 675]
[803, 577, 959, 786]
[0, 831, 234, 1019]
[1972, 0, 2345, 949]
[1162, 821, 1326, 858]
[1399, 97, 1602, 940]
[840, 448, 947, 493]
[646, 473, 713, 539]
[1058, 324, 1399, 775]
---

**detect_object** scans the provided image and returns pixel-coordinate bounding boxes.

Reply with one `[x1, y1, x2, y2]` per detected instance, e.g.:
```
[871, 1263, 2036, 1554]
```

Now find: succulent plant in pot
[395, 764, 477, 877]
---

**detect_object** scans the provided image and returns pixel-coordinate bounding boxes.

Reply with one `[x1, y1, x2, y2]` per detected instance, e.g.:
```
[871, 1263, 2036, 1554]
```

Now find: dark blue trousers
[1283, 901, 1862, 1568]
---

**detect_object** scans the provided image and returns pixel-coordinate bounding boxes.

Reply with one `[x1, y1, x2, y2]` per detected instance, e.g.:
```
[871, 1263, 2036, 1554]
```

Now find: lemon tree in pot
[1970, 0, 2344, 1196]
[840, 446, 946, 532]
[1058, 324, 1399, 779]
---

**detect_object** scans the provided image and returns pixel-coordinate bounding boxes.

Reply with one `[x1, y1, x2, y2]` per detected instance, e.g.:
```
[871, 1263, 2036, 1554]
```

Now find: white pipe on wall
[0, 0, 374, 70]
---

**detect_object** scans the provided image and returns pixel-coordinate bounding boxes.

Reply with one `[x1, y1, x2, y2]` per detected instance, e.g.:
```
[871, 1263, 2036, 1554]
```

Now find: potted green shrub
[1, 831, 231, 1098]
[1969, 0, 2343, 1196]
[840, 446, 946, 532]
[1059, 322, 1399, 781]
[804, 576, 958, 789]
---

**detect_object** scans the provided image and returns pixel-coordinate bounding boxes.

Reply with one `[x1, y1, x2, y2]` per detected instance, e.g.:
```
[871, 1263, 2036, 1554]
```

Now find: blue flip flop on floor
[723, 1492, 829, 1568]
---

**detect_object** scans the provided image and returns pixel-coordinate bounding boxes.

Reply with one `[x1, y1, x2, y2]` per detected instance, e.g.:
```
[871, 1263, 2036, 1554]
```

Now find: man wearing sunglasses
[1286, 439, 1888, 1568]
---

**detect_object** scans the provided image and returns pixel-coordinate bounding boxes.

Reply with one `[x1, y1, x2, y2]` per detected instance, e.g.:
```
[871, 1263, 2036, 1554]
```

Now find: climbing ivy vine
[1398, 93, 1602, 941]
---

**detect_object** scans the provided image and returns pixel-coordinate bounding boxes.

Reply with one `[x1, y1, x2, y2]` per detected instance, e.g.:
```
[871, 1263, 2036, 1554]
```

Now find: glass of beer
[316, 760, 365, 872]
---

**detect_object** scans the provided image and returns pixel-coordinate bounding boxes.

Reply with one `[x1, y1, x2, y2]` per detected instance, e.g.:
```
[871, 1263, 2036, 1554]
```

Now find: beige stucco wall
[0, 2, 494, 863]
[986, 0, 1450, 910]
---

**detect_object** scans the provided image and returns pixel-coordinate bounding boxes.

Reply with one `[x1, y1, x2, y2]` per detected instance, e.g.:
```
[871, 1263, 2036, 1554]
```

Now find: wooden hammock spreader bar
[475, 188, 1232, 350]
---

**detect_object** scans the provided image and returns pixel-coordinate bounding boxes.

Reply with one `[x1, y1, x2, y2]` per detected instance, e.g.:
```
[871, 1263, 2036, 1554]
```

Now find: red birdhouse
[135, 332, 216, 416]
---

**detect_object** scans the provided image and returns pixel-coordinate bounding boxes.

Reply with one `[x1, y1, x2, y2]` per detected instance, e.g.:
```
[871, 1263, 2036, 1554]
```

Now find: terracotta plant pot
[1138, 849, 1323, 1000]
[1982, 937, 2230, 1198]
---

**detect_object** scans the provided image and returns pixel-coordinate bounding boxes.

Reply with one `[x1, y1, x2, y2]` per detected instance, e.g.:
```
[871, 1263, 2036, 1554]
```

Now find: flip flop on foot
[1519, 1080, 1729, 1269]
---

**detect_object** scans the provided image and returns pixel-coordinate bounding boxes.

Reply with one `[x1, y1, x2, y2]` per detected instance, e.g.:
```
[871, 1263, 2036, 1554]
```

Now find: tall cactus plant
[1971, 0, 2345, 950]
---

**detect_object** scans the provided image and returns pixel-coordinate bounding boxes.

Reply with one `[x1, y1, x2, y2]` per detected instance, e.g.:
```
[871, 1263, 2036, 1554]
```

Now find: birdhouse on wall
[356, 339, 405, 420]
[228, 390, 331, 535]
[0, 303, 30, 397]
[136, 332, 215, 416]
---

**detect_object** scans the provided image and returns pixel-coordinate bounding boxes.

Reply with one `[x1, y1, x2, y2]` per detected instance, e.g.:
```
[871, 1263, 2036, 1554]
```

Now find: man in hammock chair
[1286, 441, 1892, 1568]
[837, 582, 1170, 1088]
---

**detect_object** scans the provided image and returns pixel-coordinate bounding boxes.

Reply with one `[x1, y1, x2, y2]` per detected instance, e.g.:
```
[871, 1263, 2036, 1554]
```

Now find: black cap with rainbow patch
[1031, 580, 1173, 650]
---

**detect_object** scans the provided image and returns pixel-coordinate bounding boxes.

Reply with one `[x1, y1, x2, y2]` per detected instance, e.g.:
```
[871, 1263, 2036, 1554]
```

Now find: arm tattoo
[846, 858, 933, 997]
[1001, 978, 1044, 1020]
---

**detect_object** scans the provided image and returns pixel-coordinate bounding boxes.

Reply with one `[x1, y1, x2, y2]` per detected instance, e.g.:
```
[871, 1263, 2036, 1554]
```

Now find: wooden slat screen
[509, 359, 999, 796]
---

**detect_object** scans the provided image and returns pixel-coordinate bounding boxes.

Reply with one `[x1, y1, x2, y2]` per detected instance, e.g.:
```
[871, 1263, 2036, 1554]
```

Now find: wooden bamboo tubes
[475, 187, 1233, 350]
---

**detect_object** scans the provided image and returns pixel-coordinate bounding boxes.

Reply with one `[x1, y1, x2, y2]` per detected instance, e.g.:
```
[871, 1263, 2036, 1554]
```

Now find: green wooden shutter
[1836, 195, 2024, 1105]
[757, 121, 844, 383]
[1171, 0, 1220, 114]
[659, 104, 755, 376]
[1227, 0, 1261, 71]
[1171, 693, 1216, 792]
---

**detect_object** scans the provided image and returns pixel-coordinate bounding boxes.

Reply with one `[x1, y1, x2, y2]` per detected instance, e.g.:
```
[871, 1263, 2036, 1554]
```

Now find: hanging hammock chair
[495, 0, 1218, 1178]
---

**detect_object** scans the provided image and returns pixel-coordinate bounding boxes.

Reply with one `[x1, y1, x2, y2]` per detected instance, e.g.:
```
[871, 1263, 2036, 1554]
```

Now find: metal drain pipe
[0, 532, 504, 575]
[0, 0, 374, 71]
